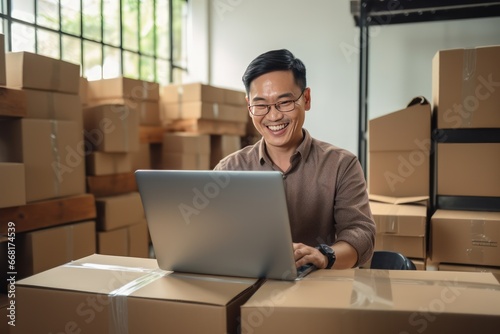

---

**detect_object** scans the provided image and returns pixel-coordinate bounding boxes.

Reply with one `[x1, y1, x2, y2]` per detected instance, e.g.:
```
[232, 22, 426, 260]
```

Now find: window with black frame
[0, 0, 188, 85]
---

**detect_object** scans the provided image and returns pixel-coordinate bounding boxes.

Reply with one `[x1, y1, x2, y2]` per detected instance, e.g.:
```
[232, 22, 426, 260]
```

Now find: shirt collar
[258, 129, 313, 166]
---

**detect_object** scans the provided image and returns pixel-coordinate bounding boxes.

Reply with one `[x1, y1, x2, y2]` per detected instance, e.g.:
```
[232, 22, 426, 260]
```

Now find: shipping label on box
[83, 104, 140, 153]
[0, 119, 86, 203]
[433, 45, 500, 129]
[88, 77, 160, 101]
[14, 254, 260, 334]
[431, 209, 500, 267]
[6, 51, 80, 94]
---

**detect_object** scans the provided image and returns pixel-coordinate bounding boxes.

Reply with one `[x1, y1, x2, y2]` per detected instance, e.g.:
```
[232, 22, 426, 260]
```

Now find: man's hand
[293, 243, 328, 269]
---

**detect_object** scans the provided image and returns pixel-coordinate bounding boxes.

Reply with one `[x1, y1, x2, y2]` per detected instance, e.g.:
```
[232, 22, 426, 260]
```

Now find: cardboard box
[14, 254, 260, 334]
[83, 104, 140, 152]
[410, 258, 426, 270]
[433, 45, 500, 129]
[241, 269, 500, 334]
[369, 200, 427, 259]
[210, 134, 241, 168]
[224, 88, 247, 106]
[368, 97, 431, 197]
[0, 34, 5, 86]
[162, 101, 248, 123]
[0, 119, 86, 203]
[163, 132, 210, 154]
[16, 221, 96, 278]
[6, 52, 80, 94]
[162, 152, 210, 170]
[431, 210, 500, 267]
[24, 89, 82, 124]
[90, 98, 161, 126]
[98, 220, 149, 258]
[437, 143, 500, 197]
[130, 142, 152, 171]
[95, 192, 145, 231]
[161, 82, 225, 104]
[0, 163, 26, 209]
[97, 226, 128, 256]
[86, 152, 132, 176]
[439, 263, 500, 275]
[88, 77, 160, 101]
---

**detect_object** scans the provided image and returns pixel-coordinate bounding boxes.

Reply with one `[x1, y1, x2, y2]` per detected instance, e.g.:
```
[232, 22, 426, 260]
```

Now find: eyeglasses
[248, 90, 305, 116]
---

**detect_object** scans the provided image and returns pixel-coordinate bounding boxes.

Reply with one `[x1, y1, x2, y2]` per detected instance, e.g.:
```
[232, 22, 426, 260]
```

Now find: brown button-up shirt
[214, 129, 376, 266]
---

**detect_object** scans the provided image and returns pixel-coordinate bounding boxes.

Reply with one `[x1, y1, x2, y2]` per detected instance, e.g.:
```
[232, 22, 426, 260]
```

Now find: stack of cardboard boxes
[83, 77, 153, 258]
[430, 45, 500, 272]
[160, 82, 251, 169]
[0, 42, 97, 287]
[368, 96, 432, 269]
[368, 45, 500, 273]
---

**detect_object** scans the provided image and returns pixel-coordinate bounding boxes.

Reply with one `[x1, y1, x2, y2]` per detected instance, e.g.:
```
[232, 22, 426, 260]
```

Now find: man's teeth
[268, 124, 287, 131]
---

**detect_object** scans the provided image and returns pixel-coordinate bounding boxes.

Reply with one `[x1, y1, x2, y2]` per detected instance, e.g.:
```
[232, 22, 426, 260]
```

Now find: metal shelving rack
[350, 0, 500, 176]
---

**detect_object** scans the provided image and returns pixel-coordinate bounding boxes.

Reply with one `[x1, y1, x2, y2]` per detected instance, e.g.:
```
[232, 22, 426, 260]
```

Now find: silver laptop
[135, 169, 315, 281]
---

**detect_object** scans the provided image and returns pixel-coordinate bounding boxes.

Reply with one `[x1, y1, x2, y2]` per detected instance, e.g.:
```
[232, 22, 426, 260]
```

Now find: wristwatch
[317, 244, 336, 269]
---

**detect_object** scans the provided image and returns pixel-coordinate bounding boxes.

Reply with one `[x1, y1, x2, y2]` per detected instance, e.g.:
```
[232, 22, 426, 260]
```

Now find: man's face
[247, 70, 310, 151]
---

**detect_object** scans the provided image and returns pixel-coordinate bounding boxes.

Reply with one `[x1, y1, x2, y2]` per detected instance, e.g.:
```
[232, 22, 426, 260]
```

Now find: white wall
[192, 0, 500, 156]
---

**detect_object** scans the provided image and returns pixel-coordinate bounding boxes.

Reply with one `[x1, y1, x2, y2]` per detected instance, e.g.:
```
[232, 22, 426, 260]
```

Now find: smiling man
[214, 49, 375, 270]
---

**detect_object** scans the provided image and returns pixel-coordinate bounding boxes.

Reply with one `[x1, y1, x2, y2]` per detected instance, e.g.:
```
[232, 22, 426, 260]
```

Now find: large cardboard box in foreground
[433, 45, 500, 129]
[431, 209, 500, 267]
[14, 254, 260, 334]
[241, 269, 500, 334]
[368, 97, 431, 197]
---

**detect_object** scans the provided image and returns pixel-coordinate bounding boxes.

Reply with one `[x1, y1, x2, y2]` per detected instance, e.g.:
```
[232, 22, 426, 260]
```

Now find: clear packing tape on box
[62, 261, 253, 334]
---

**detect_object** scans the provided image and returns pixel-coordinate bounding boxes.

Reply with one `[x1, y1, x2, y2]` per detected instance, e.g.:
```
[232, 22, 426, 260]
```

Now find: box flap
[369, 194, 429, 206]
[369, 96, 431, 152]
[432, 209, 500, 222]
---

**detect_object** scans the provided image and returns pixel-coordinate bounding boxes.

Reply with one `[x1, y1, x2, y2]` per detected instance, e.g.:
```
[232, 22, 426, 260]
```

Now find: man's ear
[304, 87, 311, 111]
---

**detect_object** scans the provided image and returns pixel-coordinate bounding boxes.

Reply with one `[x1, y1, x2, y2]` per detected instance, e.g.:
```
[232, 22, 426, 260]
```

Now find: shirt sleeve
[333, 155, 376, 267]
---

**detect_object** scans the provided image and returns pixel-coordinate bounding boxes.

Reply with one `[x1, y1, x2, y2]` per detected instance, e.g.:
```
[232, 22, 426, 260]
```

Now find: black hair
[242, 49, 307, 95]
